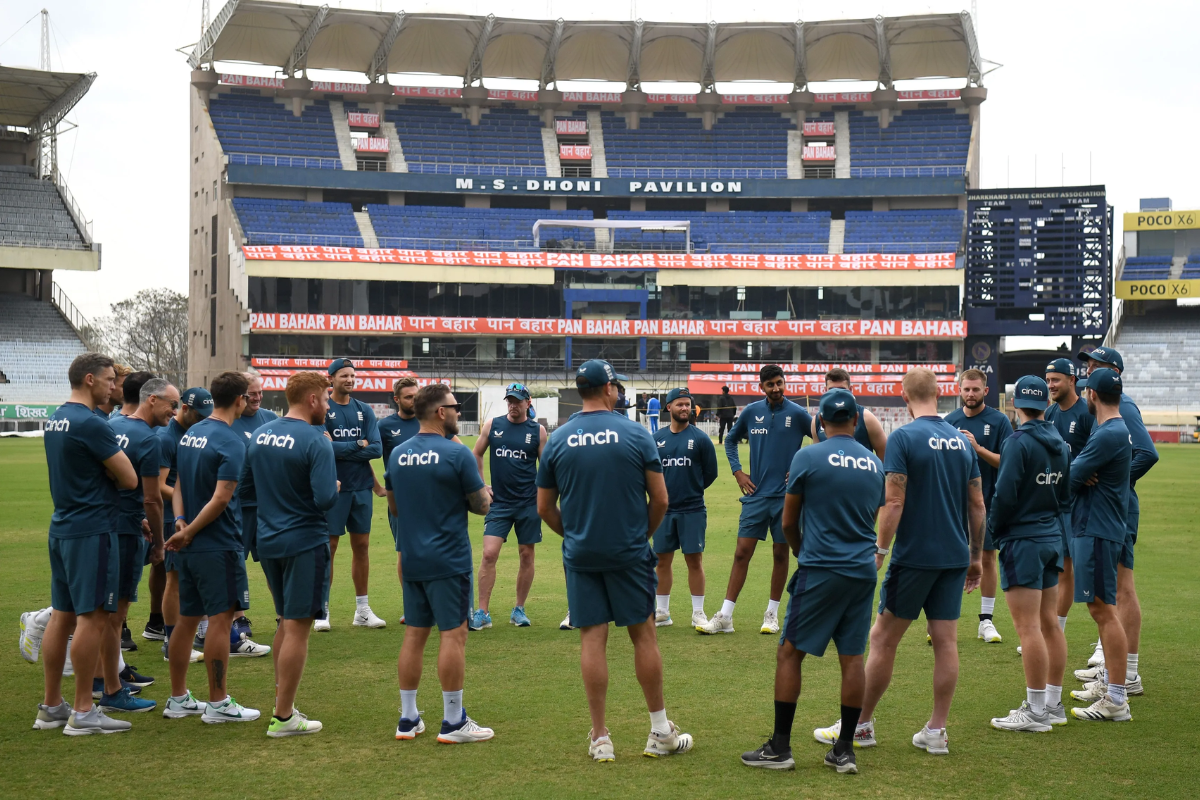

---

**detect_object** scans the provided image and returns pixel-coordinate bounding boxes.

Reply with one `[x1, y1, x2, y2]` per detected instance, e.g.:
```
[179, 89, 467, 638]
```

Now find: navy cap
[1078, 346, 1124, 372]
[1044, 358, 1076, 378]
[1076, 374, 1088, 391]
[1013, 376, 1050, 409]
[665, 387, 691, 405]
[818, 388, 858, 423]
[182, 387, 214, 418]
[327, 357, 355, 376]
[504, 382, 531, 401]
[575, 359, 627, 388]
[1087, 368, 1123, 395]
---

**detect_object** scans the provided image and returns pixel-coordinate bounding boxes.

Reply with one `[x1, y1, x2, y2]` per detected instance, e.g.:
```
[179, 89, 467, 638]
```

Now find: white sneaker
[230, 633, 271, 657]
[698, 611, 734, 635]
[978, 619, 1002, 643]
[437, 713, 494, 743]
[1017, 646, 1023, 655]
[654, 609, 673, 627]
[19, 608, 49, 662]
[559, 613, 576, 631]
[1072, 696, 1131, 722]
[760, 609, 780, 635]
[202, 696, 261, 724]
[1075, 665, 1105, 682]
[268, 710, 322, 737]
[1126, 674, 1144, 696]
[912, 726, 949, 755]
[643, 721, 694, 757]
[589, 731, 615, 762]
[813, 718, 876, 747]
[1087, 641, 1105, 667]
[163, 646, 205, 663]
[990, 701, 1053, 732]
[313, 616, 331, 632]
[63, 705, 131, 735]
[690, 609, 708, 629]
[1071, 680, 1108, 702]
[353, 606, 387, 629]
[163, 690, 207, 719]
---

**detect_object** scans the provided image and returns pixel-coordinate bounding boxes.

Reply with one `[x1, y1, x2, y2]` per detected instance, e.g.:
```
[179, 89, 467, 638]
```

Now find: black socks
[979, 613, 993, 622]
[835, 704, 862, 755]
[772, 700, 797, 752]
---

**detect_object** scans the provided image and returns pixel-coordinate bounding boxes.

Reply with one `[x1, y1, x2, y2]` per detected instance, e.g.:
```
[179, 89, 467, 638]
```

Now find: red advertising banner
[251, 357, 409, 369]
[689, 363, 957, 375]
[687, 377, 958, 397]
[814, 92, 873, 103]
[220, 73, 284, 89]
[559, 144, 592, 160]
[242, 245, 956, 271]
[354, 137, 389, 153]
[802, 121, 836, 137]
[719, 94, 789, 105]
[693, 372, 946, 384]
[257, 369, 417, 379]
[393, 86, 462, 99]
[898, 89, 961, 101]
[646, 94, 697, 104]
[260, 373, 446, 392]
[312, 81, 368, 94]
[250, 313, 967, 340]
[555, 119, 588, 135]
[347, 111, 380, 128]
[485, 89, 539, 101]
[562, 91, 623, 103]
[802, 145, 836, 161]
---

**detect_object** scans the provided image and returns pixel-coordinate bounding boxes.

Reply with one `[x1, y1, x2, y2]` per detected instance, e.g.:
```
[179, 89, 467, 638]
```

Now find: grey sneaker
[33, 701, 72, 730]
[990, 701, 1052, 732]
[163, 690, 207, 719]
[1044, 702, 1068, 726]
[63, 705, 132, 736]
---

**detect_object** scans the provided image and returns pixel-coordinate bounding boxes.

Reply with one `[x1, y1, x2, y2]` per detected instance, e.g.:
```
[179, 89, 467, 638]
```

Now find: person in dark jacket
[986, 376, 1071, 733]
[716, 386, 736, 443]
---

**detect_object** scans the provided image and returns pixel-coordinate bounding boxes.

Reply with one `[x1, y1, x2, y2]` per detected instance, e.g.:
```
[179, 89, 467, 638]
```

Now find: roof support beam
[626, 19, 644, 91]
[31, 72, 96, 137]
[792, 20, 807, 91]
[700, 21, 718, 91]
[875, 16, 892, 89]
[285, 4, 330, 77]
[960, 10, 984, 85]
[464, 14, 496, 87]
[369, 11, 406, 82]
[187, 0, 239, 69]
[539, 18, 565, 89]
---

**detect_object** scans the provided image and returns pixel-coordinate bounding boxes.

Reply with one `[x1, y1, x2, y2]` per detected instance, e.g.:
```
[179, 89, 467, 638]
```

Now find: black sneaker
[120, 624, 137, 652]
[142, 621, 166, 641]
[233, 616, 253, 640]
[824, 746, 858, 774]
[194, 634, 206, 651]
[741, 741, 794, 770]
[119, 663, 155, 688]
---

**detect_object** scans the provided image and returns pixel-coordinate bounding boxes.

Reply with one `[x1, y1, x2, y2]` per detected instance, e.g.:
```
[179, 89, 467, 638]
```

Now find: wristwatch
[875, 546, 889, 556]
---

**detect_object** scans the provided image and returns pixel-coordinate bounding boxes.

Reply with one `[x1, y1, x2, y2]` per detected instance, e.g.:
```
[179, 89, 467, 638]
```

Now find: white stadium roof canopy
[189, 1, 983, 89]
[0, 65, 96, 135]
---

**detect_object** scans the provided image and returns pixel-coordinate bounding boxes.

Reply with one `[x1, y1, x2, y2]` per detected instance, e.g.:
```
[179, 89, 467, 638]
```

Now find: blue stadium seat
[602, 110, 794, 179]
[843, 210, 963, 254]
[387, 104, 547, 177]
[232, 199, 362, 246]
[210, 94, 342, 169]
[848, 107, 969, 178]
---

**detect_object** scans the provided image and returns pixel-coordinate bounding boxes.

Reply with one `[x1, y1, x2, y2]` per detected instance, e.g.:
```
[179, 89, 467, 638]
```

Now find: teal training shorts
[652, 510, 707, 554]
[879, 564, 967, 621]
[781, 567, 875, 657]
[261, 543, 330, 621]
[737, 495, 785, 544]
[998, 536, 1061, 592]
[49, 532, 119, 615]
[176, 549, 251, 618]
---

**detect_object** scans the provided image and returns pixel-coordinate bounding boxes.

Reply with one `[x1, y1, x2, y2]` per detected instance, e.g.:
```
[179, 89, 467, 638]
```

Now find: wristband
[875, 546, 889, 556]
[175, 516, 186, 522]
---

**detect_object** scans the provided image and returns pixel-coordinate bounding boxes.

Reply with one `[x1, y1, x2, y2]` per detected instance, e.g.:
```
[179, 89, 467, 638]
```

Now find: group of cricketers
[23, 345, 1152, 772]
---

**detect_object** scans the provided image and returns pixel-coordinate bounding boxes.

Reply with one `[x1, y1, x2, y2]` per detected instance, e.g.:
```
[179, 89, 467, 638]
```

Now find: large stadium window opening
[808, 198, 873, 220]
[403, 193, 464, 207]
[646, 198, 707, 212]
[323, 189, 388, 211]
[566, 197, 630, 214]
[490, 195, 552, 210]
[730, 198, 792, 212]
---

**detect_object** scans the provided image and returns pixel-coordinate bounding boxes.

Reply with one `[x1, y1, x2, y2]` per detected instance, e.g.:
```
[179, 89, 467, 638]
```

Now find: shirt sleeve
[882, 429, 908, 475]
[1069, 429, 1104, 494]
[785, 450, 807, 497]
[639, 428, 663, 473]
[138, 436, 162, 477]
[987, 435, 1023, 535]
[457, 444, 485, 494]
[158, 434, 174, 469]
[535, 438, 557, 489]
[969, 447, 981, 480]
[217, 438, 245, 482]
[995, 413, 1014, 450]
[82, 416, 121, 463]
[1123, 401, 1159, 483]
[340, 402, 383, 462]
[700, 433, 719, 489]
[311, 435, 339, 511]
[237, 451, 256, 504]
[723, 411, 749, 474]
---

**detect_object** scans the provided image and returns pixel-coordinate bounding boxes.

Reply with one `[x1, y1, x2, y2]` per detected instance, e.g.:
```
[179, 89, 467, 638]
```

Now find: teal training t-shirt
[238, 417, 338, 558]
[231, 408, 279, 510]
[723, 397, 812, 499]
[786, 435, 885, 580]
[943, 404, 1012, 508]
[176, 416, 245, 552]
[158, 418, 185, 489]
[387, 433, 483, 581]
[325, 396, 382, 492]
[1044, 396, 1094, 461]
[379, 413, 420, 464]
[44, 402, 121, 539]
[109, 415, 163, 536]
[536, 410, 662, 572]
[487, 414, 540, 508]
[1069, 417, 1132, 543]
[654, 423, 718, 513]
[883, 416, 981, 570]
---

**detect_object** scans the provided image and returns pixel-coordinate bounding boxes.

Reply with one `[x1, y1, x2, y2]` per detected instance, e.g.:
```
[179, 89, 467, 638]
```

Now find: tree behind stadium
[87, 288, 188, 387]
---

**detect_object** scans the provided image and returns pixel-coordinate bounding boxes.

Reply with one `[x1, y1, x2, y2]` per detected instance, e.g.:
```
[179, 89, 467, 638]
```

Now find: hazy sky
[3, 0, 1199, 325]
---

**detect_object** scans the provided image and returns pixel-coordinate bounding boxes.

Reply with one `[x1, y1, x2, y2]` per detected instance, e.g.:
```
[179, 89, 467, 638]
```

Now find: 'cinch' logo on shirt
[256, 431, 295, 449]
[927, 436, 966, 451]
[494, 446, 527, 460]
[396, 449, 439, 466]
[180, 433, 209, 449]
[46, 419, 70, 433]
[1036, 471, 1063, 485]
[566, 429, 619, 447]
[662, 456, 692, 467]
[827, 452, 879, 472]
[114, 434, 130, 449]
[332, 427, 362, 438]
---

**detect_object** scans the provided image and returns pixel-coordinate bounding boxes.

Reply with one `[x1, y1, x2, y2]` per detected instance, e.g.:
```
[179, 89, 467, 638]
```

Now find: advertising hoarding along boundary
[249, 313, 966, 340]
[1115, 279, 1200, 299]
[690, 362, 957, 374]
[242, 246, 955, 271]
[250, 357, 409, 369]
[688, 378, 958, 397]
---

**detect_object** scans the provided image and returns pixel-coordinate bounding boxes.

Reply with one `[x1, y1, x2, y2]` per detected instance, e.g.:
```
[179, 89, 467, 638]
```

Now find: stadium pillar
[280, 77, 313, 117]
[696, 92, 721, 131]
[367, 82, 394, 119]
[960, 86, 988, 126]
[538, 89, 563, 128]
[872, 88, 898, 129]
[190, 69, 219, 98]
[788, 91, 815, 129]
[463, 86, 488, 125]
[621, 90, 647, 131]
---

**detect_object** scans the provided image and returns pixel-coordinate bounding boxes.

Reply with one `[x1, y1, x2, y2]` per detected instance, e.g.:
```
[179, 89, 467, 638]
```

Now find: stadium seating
[1113, 306, 1200, 410]
[1122, 255, 1173, 280]
[1178, 253, 1200, 280]
[209, 94, 342, 168]
[386, 104, 546, 176]
[843, 210, 964, 254]
[0, 166, 86, 249]
[606, 210, 831, 254]
[366, 206, 594, 251]
[232, 198, 363, 247]
[0, 293, 86, 404]
[849, 107, 969, 178]
[602, 110, 793, 179]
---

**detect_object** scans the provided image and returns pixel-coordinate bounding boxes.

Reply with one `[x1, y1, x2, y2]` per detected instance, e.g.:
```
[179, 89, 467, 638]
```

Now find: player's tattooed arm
[466, 486, 492, 517]
[967, 476, 985, 563]
[875, 472, 907, 553]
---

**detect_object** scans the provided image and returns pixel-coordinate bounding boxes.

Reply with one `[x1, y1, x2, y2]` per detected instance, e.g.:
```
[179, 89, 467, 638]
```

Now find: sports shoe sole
[268, 725, 322, 737]
[760, 627, 779, 635]
[814, 731, 876, 748]
[697, 626, 734, 635]
[1071, 710, 1132, 722]
[655, 618, 673, 627]
[142, 629, 166, 641]
[437, 732, 494, 743]
[825, 758, 858, 774]
[202, 713, 260, 724]
[63, 724, 129, 736]
[163, 707, 206, 719]
[395, 729, 424, 740]
[99, 702, 156, 714]
[644, 733, 693, 757]
[33, 717, 68, 730]
[352, 618, 387, 628]
[510, 620, 531, 627]
[230, 648, 270, 658]
[989, 720, 1052, 733]
[741, 757, 794, 770]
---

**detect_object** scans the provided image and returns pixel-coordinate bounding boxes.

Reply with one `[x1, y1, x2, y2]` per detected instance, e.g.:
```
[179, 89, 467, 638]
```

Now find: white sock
[1057, 615, 1068, 632]
[442, 690, 463, 724]
[720, 599, 736, 618]
[1046, 684, 1062, 706]
[981, 596, 996, 616]
[197, 619, 209, 637]
[1127, 652, 1138, 680]
[766, 599, 780, 615]
[656, 595, 670, 614]
[1026, 687, 1046, 715]
[691, 595, 705, 613]
[400, 689, 418, 720]
[171, 693, 191, 702]
[1108, 683, 1127, 705]
[649, 707, 668, 733]
[356, 595, 369, 609]
[118, 652, 126, 672]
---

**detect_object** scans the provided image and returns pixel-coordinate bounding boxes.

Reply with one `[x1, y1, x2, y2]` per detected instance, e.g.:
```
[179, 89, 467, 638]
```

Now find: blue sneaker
[510, 606, 531, 627]
[468, 609, 492, 631]
[98, 687, 157, 713]
[92, 677, 142, 699]
[395, 716, 425, 740]
[119, 663, 155, 687]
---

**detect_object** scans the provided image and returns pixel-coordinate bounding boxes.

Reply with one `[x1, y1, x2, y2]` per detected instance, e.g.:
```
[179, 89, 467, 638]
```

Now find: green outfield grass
[0, 436, 1196, 799]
